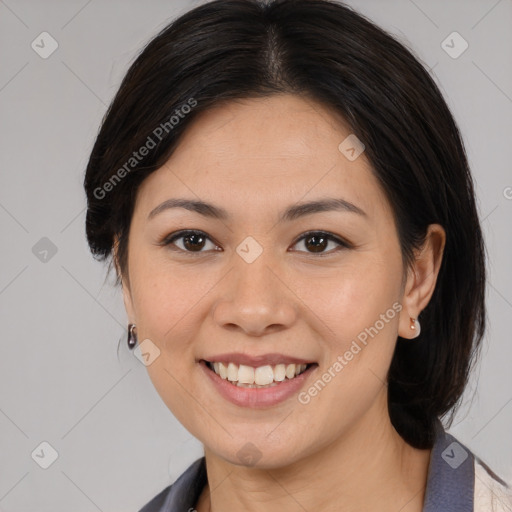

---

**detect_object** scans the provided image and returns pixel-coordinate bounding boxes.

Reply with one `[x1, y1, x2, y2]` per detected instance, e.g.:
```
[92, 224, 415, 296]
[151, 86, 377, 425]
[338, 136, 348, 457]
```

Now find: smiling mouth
[203, 360, 318, 388]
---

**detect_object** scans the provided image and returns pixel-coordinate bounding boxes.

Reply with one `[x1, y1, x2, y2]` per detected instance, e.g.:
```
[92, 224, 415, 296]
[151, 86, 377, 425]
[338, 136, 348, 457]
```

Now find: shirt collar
[423, 419, 475, 511]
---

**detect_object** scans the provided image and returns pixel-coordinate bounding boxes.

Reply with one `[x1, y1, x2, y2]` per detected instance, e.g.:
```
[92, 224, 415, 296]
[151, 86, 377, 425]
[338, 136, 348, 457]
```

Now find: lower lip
[200, 361, 318, 408]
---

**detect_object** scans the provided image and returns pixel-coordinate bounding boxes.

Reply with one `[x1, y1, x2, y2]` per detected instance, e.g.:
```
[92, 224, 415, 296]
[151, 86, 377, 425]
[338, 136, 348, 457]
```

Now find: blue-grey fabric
[423, 421, 474, 512]
[139, 422, 475, 512]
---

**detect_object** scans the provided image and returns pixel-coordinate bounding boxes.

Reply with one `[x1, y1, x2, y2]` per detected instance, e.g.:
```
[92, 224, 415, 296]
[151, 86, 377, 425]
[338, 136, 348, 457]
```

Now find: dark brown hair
[84, 0, 486, 449]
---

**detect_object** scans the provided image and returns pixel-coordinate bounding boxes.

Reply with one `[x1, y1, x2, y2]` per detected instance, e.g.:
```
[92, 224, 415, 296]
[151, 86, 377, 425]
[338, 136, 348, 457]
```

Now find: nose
[212, 254, 298, 337]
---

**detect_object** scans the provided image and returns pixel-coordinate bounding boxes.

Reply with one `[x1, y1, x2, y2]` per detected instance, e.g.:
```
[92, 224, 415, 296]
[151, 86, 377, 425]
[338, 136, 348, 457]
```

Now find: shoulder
[137, 457, 207, 512]
[473, 457, 512, 512]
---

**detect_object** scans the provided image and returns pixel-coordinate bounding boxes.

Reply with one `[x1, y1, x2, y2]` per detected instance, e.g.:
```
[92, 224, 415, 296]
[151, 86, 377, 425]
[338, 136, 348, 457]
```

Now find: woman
[84, 0, 511, 510]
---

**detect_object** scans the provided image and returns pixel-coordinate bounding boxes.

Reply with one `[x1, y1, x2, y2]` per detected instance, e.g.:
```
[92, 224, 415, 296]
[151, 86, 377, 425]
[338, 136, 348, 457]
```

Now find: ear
[398, 224, 446, 339]
[113, 235, 136, 323]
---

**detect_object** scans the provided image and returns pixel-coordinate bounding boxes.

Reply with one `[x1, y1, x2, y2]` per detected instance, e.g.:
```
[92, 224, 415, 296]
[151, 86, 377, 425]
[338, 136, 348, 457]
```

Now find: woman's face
[122, 94, 417, 467]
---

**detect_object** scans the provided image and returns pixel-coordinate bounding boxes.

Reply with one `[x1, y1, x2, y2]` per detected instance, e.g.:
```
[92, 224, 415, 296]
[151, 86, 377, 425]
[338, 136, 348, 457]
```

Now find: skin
[118, 94, 446, 512]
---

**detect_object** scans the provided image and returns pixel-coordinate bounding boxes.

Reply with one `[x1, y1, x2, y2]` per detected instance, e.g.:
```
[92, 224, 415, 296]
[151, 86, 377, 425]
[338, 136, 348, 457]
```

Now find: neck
[197, 395, 431, 512]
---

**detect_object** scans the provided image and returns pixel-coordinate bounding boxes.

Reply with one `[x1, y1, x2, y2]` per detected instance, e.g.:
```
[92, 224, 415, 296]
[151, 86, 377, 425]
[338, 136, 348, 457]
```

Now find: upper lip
[200, 353, 316, 367]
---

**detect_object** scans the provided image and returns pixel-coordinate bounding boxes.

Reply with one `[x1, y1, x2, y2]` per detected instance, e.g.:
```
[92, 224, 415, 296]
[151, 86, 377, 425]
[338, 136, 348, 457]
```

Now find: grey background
[0, 0, 511, 510]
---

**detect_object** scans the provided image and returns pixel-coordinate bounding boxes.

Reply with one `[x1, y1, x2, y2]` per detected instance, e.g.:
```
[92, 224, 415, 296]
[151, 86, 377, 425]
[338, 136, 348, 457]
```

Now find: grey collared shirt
[139, 423, 476, 512]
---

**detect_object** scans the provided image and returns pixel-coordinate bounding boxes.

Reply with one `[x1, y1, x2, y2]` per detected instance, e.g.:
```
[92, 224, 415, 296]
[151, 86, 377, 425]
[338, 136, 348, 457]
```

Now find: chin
[204, 436, 305, 470]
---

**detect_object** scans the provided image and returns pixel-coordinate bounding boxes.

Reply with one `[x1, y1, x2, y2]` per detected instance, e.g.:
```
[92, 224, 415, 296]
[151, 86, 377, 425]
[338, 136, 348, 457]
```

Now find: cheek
[294, 268, 401, 438]
[128, 263, 211, 426]
[130, 257, 215, 342]
[291, 255, 402, 342]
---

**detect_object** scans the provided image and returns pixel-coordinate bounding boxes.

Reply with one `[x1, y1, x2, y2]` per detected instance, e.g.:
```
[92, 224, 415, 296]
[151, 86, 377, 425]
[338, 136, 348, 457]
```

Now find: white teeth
[285, 364, 296, 379]
[254, 365, 274, 385]
[209, 361, 309, 385]
[236, 381, 278, 388]
[274, 364, 286, 382]
[227, 362, 238, 382]
[238, 365, 255, 384]
[218, 361, 228, 379]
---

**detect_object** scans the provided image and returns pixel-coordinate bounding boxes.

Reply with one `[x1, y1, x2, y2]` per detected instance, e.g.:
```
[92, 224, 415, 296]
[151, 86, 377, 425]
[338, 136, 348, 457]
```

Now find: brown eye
[292, 231, 348, 254]
[162, 230, 219, 253]
[304, 234, 328, 252]
[182, 233, 206, 251]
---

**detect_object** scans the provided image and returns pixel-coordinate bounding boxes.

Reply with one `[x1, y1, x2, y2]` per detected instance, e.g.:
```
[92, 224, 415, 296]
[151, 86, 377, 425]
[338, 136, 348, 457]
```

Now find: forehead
[172, 94, 357, 167]
[136, 94, 391, 221]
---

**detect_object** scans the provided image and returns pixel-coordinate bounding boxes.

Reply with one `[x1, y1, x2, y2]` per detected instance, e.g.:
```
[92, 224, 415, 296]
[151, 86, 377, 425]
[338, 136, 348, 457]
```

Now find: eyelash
[159, 229, 351, 256]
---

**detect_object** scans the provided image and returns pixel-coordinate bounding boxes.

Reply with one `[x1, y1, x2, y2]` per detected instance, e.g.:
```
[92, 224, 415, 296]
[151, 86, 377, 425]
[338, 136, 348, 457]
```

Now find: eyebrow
[147, 197, 367, 222]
